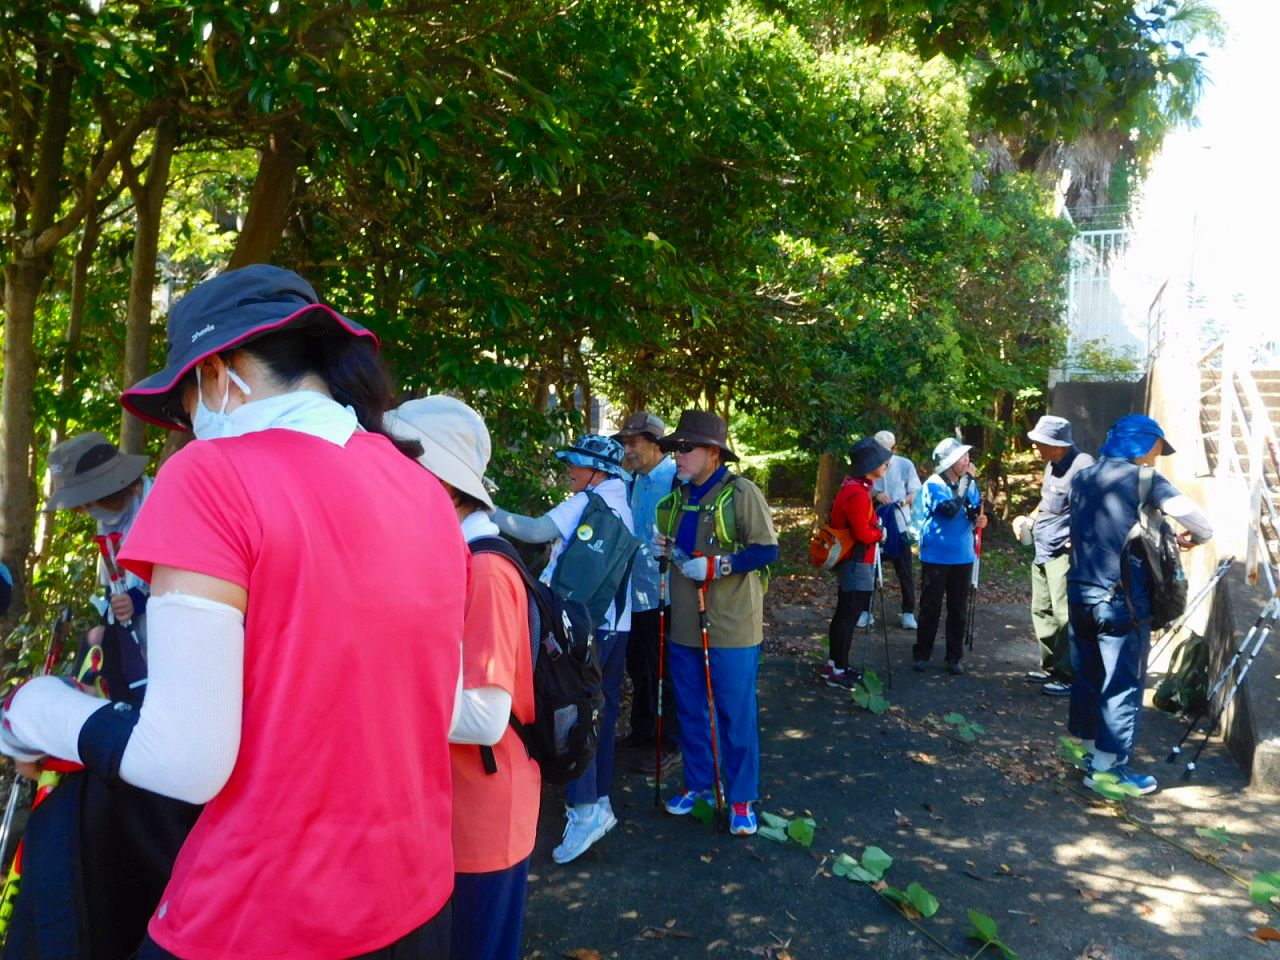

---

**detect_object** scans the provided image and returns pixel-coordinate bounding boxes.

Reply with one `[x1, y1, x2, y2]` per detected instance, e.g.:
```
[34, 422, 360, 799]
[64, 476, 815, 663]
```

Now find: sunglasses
[668, 441, 706, 454]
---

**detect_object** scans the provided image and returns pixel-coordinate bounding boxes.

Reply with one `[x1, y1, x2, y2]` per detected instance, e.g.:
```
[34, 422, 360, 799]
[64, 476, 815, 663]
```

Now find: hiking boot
[825, 667, 858, 690]
[665, 789, 714, 816]
[632, 743, 682, 775]
[729, 802, 757, 836]
[912, 659, 929, 672]
[1042, 680, 1072, 696]
[946, 661, 964, 676]
[856, 611, 874, 628]
[901, 612, 918, 629]
[615, 731, 654, 751]
[552, 802, 617, 864]
[1025, 670, 1051, 683]
[1084, 764, 1157, 796]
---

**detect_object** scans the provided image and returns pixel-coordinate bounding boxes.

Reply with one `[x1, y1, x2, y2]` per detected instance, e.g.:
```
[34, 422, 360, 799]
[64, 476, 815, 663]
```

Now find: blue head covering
[1099, 414, 1175, 459]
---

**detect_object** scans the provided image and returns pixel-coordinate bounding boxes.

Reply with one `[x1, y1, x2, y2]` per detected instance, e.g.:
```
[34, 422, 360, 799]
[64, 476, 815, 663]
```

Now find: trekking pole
[1148, 556, 1234, 666]
[93, 532, 145, 648]
[0, 609, 82, 938]
[965, 525, 983, 652]
[653, 554, 668, 807]
[874, 544, 893, 687]
[694, 555, 725, 824]
[1167, 594, 1280, 767]
[1173, 596, 1280, 779]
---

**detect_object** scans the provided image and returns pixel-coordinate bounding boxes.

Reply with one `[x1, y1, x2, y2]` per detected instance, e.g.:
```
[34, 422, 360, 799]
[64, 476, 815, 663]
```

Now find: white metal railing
[1199, 341, 1280, 592]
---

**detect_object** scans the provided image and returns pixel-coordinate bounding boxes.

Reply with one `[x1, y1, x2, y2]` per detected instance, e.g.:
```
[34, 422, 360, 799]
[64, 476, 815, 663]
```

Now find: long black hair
[227, 309, 423, 459]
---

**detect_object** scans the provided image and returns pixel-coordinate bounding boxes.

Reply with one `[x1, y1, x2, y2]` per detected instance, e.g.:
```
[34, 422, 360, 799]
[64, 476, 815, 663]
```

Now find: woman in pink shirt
[2, 266, 467, 960]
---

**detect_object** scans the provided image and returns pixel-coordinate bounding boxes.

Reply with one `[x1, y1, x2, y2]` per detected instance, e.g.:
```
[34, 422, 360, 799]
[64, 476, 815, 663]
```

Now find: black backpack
[469, 536, 603, 785]
[1121, 465, 1188, 630]
[547, 489, 639, 626]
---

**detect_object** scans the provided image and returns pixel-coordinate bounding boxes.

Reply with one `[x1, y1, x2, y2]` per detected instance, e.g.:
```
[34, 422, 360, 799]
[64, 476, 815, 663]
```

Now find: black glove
[935, 498, 962, 520]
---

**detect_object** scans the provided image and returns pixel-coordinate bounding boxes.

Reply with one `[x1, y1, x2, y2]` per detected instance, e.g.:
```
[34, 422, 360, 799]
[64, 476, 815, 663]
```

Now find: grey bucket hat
[120, 264, 376, 430]
[612, 411, 666, 442]
[1027, 415, 1074, 447]
[386, 396, 496, 510]
[45, 432, 148, 512]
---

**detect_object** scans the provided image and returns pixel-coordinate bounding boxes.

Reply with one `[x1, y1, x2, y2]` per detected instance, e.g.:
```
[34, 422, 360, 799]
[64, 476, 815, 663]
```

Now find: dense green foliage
[1, 0, 1215, 643]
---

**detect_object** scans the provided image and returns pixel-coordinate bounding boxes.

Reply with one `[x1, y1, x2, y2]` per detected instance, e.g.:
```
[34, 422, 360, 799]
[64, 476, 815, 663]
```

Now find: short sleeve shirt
[451, 550, 539, 873]
[120, 431, 466, 960]
[544, 477, 634, 631]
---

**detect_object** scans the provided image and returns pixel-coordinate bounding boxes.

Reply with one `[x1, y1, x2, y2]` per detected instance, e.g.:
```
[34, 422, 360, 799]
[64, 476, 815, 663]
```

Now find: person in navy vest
[1067, 414, 1212, 796]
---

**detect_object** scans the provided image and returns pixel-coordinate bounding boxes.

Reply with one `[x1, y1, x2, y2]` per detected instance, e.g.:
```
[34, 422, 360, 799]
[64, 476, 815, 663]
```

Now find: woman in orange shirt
[388, 397, 539, 960]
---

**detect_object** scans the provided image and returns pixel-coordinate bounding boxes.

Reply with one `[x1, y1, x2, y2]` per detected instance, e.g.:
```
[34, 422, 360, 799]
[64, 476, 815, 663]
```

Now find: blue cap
[1100, 414, 1175, 459]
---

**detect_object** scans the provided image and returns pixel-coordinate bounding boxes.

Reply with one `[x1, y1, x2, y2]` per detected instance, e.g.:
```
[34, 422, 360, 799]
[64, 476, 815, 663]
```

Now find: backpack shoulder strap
[467, 535, 541, 775]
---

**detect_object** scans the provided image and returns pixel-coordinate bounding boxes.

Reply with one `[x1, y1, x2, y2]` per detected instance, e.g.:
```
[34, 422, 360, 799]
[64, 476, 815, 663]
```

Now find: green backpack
[548, 490, 640, 627]
[656, 476, 770, 591]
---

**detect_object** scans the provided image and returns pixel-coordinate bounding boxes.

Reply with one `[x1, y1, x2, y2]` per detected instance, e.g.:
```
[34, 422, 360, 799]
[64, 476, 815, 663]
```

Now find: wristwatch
[718, 557, 734, 578]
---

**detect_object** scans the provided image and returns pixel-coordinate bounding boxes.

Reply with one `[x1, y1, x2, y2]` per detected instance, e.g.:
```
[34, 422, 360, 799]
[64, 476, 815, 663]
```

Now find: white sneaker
[856, 611, 874, 628]
[552, 803, 617, 864]
[901, 612, 918, 629]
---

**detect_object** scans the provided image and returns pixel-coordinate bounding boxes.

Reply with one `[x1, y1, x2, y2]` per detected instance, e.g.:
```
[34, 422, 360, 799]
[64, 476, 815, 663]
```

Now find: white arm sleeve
[1161, 494, 1214, 543]
[5, 676, 104, 762]
[448, 686, 513, 746]
[118, 592, 244, 804]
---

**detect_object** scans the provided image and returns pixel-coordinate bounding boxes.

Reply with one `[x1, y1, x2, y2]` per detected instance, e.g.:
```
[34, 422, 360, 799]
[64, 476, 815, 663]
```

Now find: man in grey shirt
[1015, 416, 1094, 696]
[872, 430, 922, 628]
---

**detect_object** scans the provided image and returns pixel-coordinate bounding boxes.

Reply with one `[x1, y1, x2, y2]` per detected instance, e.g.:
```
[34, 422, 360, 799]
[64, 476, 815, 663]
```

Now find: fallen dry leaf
[1252, 928, 1280, 943]
[1078, 889, 1103, 902]
[963, 795, 986, 806]
[562, 951, 604, 960]
[908, 751, 936, 764]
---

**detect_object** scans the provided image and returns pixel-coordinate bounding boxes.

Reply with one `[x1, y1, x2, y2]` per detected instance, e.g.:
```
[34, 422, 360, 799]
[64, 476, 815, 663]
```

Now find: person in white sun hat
[387, 396, 538, 960]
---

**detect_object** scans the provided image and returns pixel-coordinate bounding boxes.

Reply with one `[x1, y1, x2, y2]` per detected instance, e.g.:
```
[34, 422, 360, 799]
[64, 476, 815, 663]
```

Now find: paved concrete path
[522, 594, 1280, 960]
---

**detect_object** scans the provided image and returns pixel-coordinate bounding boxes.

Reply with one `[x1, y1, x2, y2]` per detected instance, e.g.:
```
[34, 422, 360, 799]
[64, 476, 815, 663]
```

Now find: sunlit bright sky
[1127, 0, 1276, 351]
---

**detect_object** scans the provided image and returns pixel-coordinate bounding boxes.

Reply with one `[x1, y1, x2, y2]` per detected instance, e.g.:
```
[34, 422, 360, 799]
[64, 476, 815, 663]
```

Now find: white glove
[1012, 515, 1034, 545]
[681, 556, 726, 581]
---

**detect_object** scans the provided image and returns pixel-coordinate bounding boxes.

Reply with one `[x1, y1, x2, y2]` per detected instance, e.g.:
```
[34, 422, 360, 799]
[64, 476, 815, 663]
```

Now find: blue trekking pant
[565, 629, 628, 805]
[1067, 596, 1151, 760]
[670, 643, 760, 805]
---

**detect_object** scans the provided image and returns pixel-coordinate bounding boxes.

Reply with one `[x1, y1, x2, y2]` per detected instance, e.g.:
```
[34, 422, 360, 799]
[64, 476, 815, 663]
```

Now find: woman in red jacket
[823, 437, 893, 688]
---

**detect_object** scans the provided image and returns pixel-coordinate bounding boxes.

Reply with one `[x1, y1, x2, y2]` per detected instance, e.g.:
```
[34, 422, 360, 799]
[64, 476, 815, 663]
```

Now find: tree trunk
[813, 452, 843, 524]
[120, 117, 177, 455]
[1, 58, 74, 624]
[228, 122, 303, 269]
[34, 211, 104, 563]
[1, 260, 50, 622]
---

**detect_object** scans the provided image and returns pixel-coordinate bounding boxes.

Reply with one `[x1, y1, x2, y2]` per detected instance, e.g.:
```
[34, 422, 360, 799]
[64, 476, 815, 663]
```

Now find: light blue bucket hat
[555, 434, 629, 479]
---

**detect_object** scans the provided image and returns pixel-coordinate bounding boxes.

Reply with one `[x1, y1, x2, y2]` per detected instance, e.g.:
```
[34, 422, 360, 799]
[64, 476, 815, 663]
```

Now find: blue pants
[670, 643, 760, 804]
[1067, 596, 1151, 760]
[565, 629, 628, 805]
[450, 859, 530, 960]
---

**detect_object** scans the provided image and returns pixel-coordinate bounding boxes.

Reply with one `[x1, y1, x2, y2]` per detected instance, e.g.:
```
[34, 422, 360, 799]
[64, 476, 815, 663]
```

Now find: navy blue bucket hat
[121, 264, 377, 430]
[848, 436, 892, 477]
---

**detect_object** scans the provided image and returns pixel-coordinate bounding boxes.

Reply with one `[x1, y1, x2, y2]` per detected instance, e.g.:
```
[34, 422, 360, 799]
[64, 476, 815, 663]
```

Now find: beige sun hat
[45, 432, 148, 512]
[385, 396, 495, 510]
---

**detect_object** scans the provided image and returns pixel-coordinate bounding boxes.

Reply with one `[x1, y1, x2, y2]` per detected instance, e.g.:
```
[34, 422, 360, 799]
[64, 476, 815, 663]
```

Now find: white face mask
[87, 505, 128, 526]
[191, 364, 253, 441]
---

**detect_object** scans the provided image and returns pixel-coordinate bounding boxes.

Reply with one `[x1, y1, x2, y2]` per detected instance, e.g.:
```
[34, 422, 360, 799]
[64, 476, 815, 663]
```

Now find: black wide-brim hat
[849, 436, 892, 477]
[657, 409, 739, 462]
[120, 264, 377, 430]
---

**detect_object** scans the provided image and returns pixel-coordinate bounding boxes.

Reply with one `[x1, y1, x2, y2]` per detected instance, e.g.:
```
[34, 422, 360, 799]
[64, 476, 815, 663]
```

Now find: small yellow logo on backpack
[576, 525, 594, 541]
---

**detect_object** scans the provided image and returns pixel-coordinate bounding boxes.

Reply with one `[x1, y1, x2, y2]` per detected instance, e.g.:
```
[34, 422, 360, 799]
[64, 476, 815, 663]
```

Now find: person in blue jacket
[911, 438, 988, 675]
